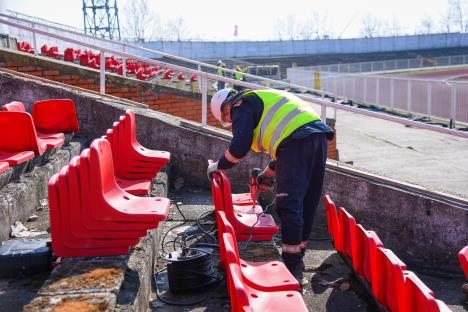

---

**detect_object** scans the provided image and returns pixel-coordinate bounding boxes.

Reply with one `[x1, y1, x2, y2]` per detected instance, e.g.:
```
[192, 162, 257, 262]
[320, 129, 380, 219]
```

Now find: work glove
[207, 160, 219, 181]
[257, 166, 275, 192]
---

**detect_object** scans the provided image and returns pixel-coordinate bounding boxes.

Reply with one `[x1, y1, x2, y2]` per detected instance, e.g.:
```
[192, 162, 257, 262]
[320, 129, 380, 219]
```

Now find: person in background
[207, 88, 334, 285]
[233, 65, 245, 91]
[215, 60, 226, 91]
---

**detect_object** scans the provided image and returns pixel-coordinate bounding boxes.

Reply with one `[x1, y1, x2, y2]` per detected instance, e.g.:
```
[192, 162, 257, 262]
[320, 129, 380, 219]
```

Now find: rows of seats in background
[17, 40, 199, 83]
[324, 195, 463, 312]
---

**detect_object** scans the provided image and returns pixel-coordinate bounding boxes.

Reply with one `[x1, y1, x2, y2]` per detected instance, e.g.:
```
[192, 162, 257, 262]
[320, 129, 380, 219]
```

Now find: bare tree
[449, 0, 468, 32]
[166, 17, 189, 41]
[121, 0, 158, 41]
[361, 15, 382, 38]
[440, 6, 455, 32]
[273, 16, 298, 40]
[418, 16, 434, 34]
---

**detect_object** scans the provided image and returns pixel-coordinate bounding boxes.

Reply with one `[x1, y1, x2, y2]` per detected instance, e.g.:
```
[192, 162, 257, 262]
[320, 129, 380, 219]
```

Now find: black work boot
[286, 263, 304, 285]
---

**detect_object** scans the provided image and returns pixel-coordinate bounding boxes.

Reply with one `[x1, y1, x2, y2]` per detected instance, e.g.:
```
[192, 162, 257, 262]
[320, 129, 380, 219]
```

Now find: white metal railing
[1, 17, 468, 139]
[296, 54, 468, 74]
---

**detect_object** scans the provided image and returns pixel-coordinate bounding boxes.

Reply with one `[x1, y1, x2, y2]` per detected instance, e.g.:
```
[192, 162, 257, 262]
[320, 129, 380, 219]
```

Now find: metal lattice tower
[82, 0, 121, 40]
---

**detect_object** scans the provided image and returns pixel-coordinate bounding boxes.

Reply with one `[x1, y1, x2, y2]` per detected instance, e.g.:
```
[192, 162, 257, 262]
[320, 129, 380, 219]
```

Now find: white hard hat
[210, 88, 232, 127]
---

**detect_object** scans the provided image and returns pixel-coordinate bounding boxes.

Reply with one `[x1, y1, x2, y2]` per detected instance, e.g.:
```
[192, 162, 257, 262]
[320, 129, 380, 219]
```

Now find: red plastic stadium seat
[47, 46, 60, 58]
[190, 74, 198, 82]
[17, 41, 34, 54]
[48, 173, 131, 257]
[354, 224, 383, 284]
[435, 300, 452, 311]
[459, 246, 468, 280]
[66, 156, 147, 239]
[0, 111, 62, 157]
[218, 211, 299, 291]
[108, 111, 170, 179]
[115, 177, 151, 196]
[227, 263, 307, 312]
[40, 44, 49, 55]
[2, 101, 64, 140]
[373, 247, 407, 312]
[324, 195, 341, 249]
[162, 69, 175, 80]
[64, 48, 77, 62]
[32, 99, 80, 134]
[401, 271, 438, 312]
[86, 139, 169, 224]
[0, 162, 9, 174]
[338, 207, 356, 256]
[211, 170, 279, 240]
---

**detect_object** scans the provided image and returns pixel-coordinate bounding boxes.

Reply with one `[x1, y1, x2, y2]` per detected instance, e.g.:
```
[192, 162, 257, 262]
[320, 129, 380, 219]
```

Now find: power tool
[249, 168, 275, 208]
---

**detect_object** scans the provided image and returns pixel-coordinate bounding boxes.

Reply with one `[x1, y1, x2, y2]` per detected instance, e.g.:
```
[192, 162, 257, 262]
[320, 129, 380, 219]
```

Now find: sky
[2, 0, 453, 40]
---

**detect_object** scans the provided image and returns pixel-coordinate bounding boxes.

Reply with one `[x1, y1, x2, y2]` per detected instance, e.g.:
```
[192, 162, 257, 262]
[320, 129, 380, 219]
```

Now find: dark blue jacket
[217, 91, 334, 170]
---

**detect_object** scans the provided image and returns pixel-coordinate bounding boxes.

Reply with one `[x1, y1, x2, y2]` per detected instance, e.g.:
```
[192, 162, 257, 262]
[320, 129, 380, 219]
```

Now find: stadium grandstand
[0, 3, 467, 312]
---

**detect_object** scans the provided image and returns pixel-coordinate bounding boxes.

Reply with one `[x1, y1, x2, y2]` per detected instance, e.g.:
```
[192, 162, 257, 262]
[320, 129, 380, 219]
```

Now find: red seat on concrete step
[47, 46, 60, 58]
[0, 162, 9, 174]
[2, 101, 65, 140]
[218, 211, 299, 292]
[55, 166, 139, 248]
[115, 176, 151, 196]
[87, 139, 170, 224]
[78, 148, 158, 231]
[0, 111, 62, 158]
[211, 170, 279, 241]
[401, 271, 439, 312]
[373, 247, 407, 312]
[459, 245, 468, 280]
[32, 99, 80, 134]
[40, 44, 49, 55]
[48, 174, 130, 257]
[67, 156, 147, 239]
[226, 262, 307, 312]
[64, 48, 77, 62]
[324, 195, 341, 250]
[338, 207, 356, 257]
[354, 224, 383, 285]
[231, 193, 255, 206]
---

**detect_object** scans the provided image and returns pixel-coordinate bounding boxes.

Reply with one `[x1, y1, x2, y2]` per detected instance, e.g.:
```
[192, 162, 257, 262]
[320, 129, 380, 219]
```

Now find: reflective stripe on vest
[251, 90, 320, 159]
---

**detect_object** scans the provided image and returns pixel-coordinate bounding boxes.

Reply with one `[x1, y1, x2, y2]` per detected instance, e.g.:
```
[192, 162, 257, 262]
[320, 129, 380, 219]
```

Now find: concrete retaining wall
[140, 33, 468, 60]
[0, 71, 465, 273]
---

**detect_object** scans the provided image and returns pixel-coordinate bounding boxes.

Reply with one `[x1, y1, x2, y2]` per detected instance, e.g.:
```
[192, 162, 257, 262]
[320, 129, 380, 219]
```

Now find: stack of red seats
[104, 110, 170, 195]
[217, 210, 307, 311]
[49, 138, 170, 257]
[17, 41, 34, 54]
[324, 195, 452, 311]
[210, 170, 279, 240]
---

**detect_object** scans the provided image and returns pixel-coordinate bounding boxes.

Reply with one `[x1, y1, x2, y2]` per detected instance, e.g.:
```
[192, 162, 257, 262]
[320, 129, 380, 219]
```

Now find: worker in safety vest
[207, 88, 334, 284]
[233, 65, 245, 91]
[215, 60, 226, 91]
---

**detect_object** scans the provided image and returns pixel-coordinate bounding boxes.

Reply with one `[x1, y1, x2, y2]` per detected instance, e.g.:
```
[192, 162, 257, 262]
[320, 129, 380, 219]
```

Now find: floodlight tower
[82, 0, 121, 40]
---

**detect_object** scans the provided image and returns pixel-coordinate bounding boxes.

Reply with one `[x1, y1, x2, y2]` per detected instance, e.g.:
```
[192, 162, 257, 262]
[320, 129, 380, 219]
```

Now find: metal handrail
[0, 12, 335, 97]
[1, 17, 468, 139]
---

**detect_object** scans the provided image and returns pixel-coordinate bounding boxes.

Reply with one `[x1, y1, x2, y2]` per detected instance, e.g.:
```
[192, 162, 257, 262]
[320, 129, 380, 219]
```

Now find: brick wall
[0, 48, 337, 159]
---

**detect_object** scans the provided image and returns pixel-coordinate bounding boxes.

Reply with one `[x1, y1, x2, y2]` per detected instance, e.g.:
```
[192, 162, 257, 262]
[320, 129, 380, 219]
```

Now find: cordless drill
[249, 168, 275, 208]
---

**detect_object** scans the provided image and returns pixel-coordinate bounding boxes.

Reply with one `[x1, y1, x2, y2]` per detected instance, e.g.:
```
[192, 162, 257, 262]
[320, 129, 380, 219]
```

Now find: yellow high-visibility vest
[249, 90, 320, 159]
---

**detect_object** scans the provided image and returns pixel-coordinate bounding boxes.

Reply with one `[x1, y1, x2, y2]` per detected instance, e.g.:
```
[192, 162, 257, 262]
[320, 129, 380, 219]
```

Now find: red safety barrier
[0, 162, 9, 174]
[401, 271, 439, 312]
[354, 224, 383, 284]
[459, 246, 468, 280]
[324, 195, 341, 250]
[227, 262, 307, 312]
[210, 170, 279, 240]
[218, 211, 300, 291]
[338, 207, 356, 257]
[0, 111, 62, 157]
[32, 99, 80, 134]
[3, 101, 65, 140]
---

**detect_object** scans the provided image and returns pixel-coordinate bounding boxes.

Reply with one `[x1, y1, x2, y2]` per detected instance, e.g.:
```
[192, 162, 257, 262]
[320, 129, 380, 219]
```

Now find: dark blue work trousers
[275, 133, 328, 266]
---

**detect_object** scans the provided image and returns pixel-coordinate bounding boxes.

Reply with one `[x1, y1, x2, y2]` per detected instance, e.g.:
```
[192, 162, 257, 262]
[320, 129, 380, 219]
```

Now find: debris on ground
[10, 222, 47, 238]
